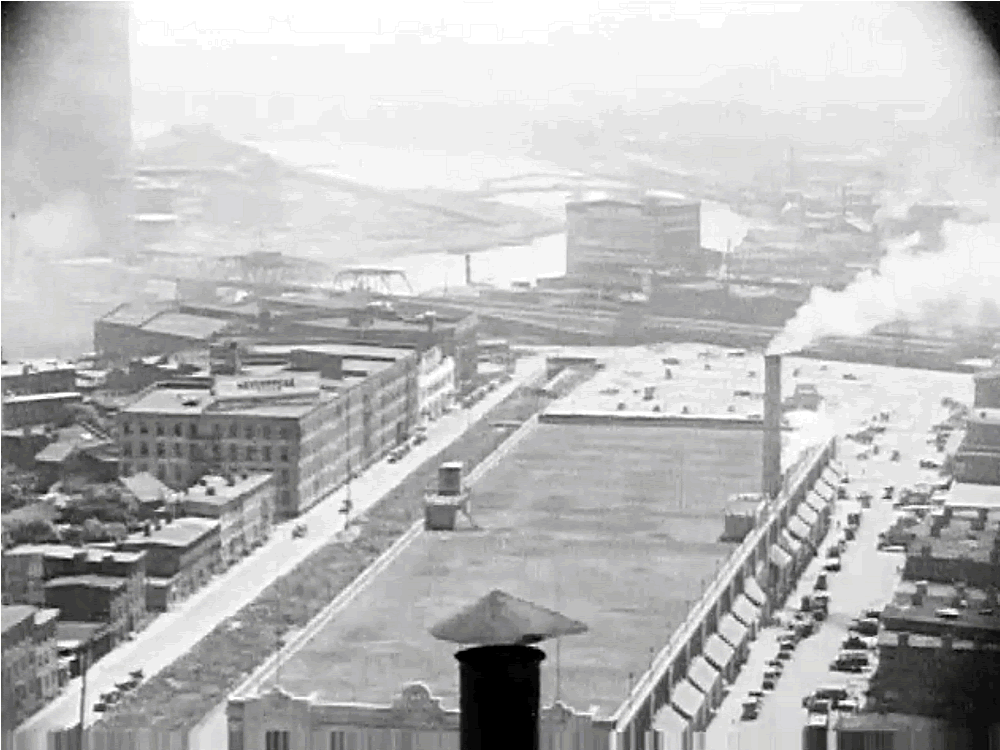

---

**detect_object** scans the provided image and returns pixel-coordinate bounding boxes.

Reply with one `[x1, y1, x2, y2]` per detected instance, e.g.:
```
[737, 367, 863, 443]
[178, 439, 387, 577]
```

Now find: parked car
[831, 652, 869, 673]
[841, 635, 871, 651]
[815, 573, 828, 591]
[882, 485, 895, 499]
[920, 458, 942, 470]
[863, 608, 883, 620]
[824, 559, 842, 573]
[850, 618, 880, 637]
[741, 699, 760, 720]
[765, 658, 785, 673]
[93, 702, 108, 712]
[803, 687, 850, 709]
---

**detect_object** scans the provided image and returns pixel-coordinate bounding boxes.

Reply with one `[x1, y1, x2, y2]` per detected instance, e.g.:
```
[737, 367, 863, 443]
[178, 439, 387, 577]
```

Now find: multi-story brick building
[974, 368, 1000, 409]
[43, 575, 131, 648]
[182, 473, 275, 565]
[1, 605, 60, 730]
[566, 190, 704, 290]
[902, 507, 1000, 589]
[115, 343, 419, 518]
[118, 517, 221, 611]
[2, 545, 147, 632]
[417, 346, 456, 424]
[952, 408, 1000, 485]
[1, 361, 77, 396]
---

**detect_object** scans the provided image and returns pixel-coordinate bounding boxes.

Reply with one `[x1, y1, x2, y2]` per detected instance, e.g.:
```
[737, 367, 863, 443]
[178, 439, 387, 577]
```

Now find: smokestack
[456, 645, 545, 750]
[465, 254, 473, 286]
[762, 354, 782, 498]
[430, 591, 588, 750]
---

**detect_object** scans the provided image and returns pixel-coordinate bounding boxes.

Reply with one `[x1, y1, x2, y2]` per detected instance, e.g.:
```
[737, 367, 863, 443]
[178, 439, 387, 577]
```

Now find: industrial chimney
[430, 590, 588, 750]
[762, 354, 783, 498]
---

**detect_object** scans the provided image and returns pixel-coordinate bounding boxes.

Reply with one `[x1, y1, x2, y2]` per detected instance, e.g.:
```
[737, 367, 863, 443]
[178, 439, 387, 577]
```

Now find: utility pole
[78, 644, 89, 750]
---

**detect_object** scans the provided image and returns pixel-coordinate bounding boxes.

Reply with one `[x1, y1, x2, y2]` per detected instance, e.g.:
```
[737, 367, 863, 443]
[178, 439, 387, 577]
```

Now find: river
[253, 139, 754, 294]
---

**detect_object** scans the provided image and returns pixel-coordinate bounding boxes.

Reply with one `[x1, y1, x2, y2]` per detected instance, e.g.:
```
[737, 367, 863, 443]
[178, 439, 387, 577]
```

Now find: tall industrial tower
[2, 1, 134, 267]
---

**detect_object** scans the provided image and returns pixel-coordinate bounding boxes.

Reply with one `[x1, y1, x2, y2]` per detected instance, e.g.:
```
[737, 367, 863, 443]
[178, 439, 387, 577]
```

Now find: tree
[5, 519, 60, 545]
[82, 518, 108, 543]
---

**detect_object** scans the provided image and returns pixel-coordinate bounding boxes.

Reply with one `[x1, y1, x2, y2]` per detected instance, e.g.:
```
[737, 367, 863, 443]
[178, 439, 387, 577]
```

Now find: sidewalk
[16, 357, 547, 737]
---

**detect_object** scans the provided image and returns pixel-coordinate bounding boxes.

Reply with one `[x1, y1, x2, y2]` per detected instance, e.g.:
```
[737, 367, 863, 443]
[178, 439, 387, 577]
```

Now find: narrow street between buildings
[705, 396, 948, 750]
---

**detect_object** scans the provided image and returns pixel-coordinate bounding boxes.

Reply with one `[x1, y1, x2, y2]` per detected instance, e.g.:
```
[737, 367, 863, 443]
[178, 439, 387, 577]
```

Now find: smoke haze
[768, 216, 1000, 355]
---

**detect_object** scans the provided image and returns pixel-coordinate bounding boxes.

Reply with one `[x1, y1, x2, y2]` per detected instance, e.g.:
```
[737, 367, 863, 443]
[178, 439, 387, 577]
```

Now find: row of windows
[122, 420, 292, 441]
[122, 461, 291, 486]
[121, 442, 291, 463]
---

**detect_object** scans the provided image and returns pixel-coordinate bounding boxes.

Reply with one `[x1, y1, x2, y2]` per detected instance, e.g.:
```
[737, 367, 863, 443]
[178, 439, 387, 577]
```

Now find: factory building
[180, 473, 275, 566]
[951, 408, 1000, 486]
[566, 190, 704, 290]
[94, 297, 479, 384]
[115, 343, 419, 518]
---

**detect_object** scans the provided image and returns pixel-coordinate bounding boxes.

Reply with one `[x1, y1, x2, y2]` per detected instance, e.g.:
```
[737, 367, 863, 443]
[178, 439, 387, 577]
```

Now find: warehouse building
[566, 190, 705, 290]
[115, 343, 419, 518]
[181, 473, 275, 566]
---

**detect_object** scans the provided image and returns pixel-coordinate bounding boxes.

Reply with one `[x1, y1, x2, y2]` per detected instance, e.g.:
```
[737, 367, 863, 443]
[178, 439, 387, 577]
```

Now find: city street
[704, 375, 961, 750]
[16, 356, 546, 737]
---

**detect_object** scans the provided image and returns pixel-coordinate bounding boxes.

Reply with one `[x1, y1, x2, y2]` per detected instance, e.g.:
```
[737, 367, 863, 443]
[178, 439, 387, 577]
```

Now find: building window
[175, 465, 183, 481]
[263, 446, 271, 462]
[230, 445, 238, 461]
[214, 423, 223, 437]
[281, 469, 289, 484]
[174, 423, 183, 437]
[157, 465, 167, 481]
[330, 731, 357, 750]
[229, 423, 238, 438]
[213, 444, 222, 460]
[122, 443, 132, 457]
[139, 442, 149, 457]
[174, 444, 183, 458]
[280, 448, 289, 462]
[262, 425, 271, 440]
[247, 447, 257, 462]
[245, 426, 254, 440]
[122, 422, 132, 435]
[265, 730, 290, 750]
[157, 443, 166, 458]
[139, 421, 149, 435]
[156, 422, 165, 436]
[189, 424, 198, 439]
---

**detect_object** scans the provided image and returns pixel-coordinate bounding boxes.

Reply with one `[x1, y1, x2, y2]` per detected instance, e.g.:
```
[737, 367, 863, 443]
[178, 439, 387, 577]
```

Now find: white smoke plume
[15, 191, 100, 261]
[768, 218, 1000, 355]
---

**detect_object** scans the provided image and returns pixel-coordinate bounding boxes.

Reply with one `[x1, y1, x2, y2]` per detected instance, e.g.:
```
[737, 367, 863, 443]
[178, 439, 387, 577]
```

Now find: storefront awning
[687, 655, 720, 694]
[703, 633, 736, 671]
[718, 613, 749, 648]
[744, 577, 768, 608]
[797, 503, 819, 526]
[806, 491, 829, 514]
[769, 543, 793, 570]
[780, 529, 803, 557]
[654, 702, 690, 737]
[731, 594, 761, 627]
[788, 515, 812, 541]
[671, 679, 706, 720]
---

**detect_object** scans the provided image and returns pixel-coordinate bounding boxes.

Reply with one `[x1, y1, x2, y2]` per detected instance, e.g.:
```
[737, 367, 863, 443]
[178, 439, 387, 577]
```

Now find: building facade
[1, 361, 77, 397]
[116, 344, 419, 518]
[43, 575, 131, 648]
[182, 473, 275, 565]
[227, 683, 613, 750]
[2, 392, 84, 430]
[566, 191, 703, 289]
[118, 517, 221, 611]
[417, 347, 456, 424]
[2, 545, 147, 632]
[1, 605, 61, 730]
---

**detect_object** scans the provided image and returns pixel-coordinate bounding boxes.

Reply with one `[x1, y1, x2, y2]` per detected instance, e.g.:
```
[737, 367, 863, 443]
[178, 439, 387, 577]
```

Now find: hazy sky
[131, 2, 995, 116]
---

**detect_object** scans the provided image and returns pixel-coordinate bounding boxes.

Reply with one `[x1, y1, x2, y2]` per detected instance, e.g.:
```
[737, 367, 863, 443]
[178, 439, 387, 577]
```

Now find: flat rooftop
[4, 544, 145, 564]
[185, 473, 273, 505]
[248, 343, 415, 361]
[124, 386, 333, 419]
[272, 422, 763, 720]
[1, 360, 76, 378]
[125, 517, 219, 548]
[906, 512, 1000, 563]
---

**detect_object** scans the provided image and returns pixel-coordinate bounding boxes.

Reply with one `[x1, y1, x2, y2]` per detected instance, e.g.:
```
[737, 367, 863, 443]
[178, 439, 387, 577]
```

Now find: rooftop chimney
[430, 591, 588, 750]
[762, 354, 783, 499]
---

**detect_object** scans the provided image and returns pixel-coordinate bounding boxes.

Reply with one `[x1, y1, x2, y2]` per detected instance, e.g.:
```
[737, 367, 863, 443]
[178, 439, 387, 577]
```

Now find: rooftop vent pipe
[762, 354, 783, 499]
